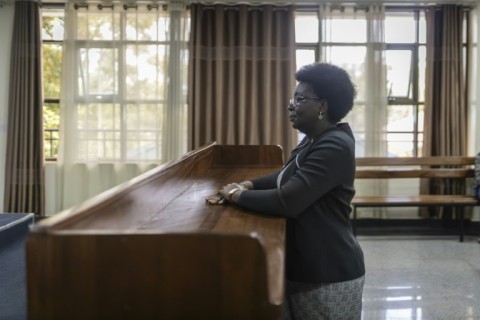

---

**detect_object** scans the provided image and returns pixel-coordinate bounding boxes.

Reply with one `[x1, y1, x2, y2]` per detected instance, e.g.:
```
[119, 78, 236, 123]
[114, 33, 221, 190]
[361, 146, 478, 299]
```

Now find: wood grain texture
[356, 156, 475, 166]
[352, 195, 479, 206]
[356, 168, 474, 179]
[27, 143, 286, 320]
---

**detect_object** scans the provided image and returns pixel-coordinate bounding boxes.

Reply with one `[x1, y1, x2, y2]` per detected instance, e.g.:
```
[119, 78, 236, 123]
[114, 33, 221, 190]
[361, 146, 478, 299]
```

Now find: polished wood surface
[27, 143, 286, 320]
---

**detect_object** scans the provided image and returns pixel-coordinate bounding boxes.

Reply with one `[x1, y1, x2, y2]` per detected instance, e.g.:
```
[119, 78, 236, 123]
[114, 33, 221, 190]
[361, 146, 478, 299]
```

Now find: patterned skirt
[284, 275, 365, 320]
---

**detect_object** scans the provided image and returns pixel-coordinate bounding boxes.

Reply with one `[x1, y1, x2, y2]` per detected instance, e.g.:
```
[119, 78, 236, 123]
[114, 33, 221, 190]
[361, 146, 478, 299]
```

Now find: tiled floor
[359, 235, 480, 320]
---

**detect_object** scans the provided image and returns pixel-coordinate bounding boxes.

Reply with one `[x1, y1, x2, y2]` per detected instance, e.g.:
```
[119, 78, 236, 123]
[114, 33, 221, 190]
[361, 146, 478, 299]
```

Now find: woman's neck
[306, 122, 336, 140]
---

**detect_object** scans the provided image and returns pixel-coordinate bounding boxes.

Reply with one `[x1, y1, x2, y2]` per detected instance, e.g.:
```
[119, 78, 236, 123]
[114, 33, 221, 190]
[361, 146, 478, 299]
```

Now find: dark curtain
[422, 5, 469, 221]
[188, 4, 297, 162]
[4, 0, 45, 216]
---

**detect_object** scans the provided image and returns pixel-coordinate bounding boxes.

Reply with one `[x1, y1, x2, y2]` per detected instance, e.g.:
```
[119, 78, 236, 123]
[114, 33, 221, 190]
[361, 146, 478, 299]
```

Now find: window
[42, 5, 65, 160]
[41, 5, 190, 162]
[385, 10, 425, 157]
[294, 6, 431, 157]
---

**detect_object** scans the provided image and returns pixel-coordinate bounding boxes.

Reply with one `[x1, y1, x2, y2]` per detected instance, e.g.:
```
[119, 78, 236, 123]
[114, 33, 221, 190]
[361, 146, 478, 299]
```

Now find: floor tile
[359, 236, 480, 320]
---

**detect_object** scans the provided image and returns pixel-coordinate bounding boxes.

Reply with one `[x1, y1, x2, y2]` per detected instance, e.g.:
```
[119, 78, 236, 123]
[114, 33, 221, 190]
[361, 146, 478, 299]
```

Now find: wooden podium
[27, 143, 286, 319]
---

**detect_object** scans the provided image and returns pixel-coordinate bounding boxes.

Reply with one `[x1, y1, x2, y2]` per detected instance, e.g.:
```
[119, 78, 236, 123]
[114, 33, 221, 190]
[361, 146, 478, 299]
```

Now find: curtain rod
[72, 1, 189, 10]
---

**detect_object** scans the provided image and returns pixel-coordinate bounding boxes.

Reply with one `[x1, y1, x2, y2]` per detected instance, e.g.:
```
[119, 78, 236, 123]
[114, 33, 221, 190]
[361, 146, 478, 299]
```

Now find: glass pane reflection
[386, 50, 412, 99]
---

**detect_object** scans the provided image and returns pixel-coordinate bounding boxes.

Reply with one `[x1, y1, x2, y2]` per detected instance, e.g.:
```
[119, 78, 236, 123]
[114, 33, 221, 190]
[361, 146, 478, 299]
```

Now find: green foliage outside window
[42, 10, 64, 159]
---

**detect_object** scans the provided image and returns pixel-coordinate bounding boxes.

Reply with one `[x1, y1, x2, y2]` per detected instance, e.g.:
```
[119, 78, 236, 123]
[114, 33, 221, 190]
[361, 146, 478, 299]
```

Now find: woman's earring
[318, 113, 323, 120]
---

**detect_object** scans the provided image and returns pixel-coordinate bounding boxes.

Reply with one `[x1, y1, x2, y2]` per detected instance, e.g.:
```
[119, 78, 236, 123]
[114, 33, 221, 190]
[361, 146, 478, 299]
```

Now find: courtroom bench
[352, 156, 479, 242]
[27, 143, 286, 320]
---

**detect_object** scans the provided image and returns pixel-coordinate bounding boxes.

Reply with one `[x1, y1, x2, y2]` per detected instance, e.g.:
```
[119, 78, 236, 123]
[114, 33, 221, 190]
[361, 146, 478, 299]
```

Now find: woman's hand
[219, 183, 247, 203]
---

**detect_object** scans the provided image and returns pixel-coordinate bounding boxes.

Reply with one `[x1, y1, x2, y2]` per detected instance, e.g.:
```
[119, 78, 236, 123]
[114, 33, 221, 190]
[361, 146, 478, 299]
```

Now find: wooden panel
[352, 195, 479, 207]
[356, 168, 474, 179]
[27, 233, 281, 320]
[27, 143, 286, 320]
[213, 145, 284, 166]
[356, 156, 475, 166]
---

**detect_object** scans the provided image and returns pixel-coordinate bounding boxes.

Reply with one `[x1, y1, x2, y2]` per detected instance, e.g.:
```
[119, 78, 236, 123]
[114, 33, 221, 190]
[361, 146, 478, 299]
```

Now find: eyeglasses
[289, 96, 321, 107]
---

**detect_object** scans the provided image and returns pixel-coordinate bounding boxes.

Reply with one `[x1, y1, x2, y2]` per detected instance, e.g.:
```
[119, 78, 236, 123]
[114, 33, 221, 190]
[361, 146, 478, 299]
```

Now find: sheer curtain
[320, 4, 387, 157]
[320, 4, 388, 218]
[56, 2, 189, 211]
[188, 4, 297, 162]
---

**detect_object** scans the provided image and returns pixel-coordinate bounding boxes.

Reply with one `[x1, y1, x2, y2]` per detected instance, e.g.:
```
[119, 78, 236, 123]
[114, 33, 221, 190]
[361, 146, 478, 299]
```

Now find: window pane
[419, 11, 426, 43]
[44, 127, 59, 159]
[44, 103, 60, 130]
[76, 10, 121, 40]
[386, 50, 412, 99]
[126, 104, 163, 160]
[343, 104, 366, 132]
[353, 132, 366, 157]
[126, 45, 166, 99]
[126, 104, 162, 130]
[419, 46, 426, 102]
[387, 105, 414, 131]
[296, 49, 315, 70]
[43, 43, 63, 99]
[42, 9, 64, 41]
[78, 48, 119, 96]
[324, 46, 366, 102]
[44, 103, 60, 159]
[77, 130, 121, 160]
[387, 133, 415, 157]
[77, 103, 120, 130]
[126, 13, 168, 41]
[295, 13, 318, 43]
[417, 104, 424, 132]
[385, 12, 416, 43]
[77, 103, 121, 161]
[417, 133, 423, 157]
[324, 17, 366, 43]
[344, 104, 366, 157]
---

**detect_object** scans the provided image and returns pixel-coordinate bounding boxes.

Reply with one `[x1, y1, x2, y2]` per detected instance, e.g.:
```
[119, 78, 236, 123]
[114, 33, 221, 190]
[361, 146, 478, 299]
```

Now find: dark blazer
[237, 123, 365, 284]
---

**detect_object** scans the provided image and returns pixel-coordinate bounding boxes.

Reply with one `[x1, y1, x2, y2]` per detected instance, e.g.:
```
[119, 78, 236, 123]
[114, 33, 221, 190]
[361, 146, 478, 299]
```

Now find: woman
[219, 62, 365, 320]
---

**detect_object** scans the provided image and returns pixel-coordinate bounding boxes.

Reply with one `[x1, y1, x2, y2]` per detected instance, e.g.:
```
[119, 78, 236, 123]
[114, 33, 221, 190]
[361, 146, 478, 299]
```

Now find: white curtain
[320, 4, 387, 157]
[320, 4, 388, 218]
[365, 5, 388, 157]
[56, 2, 190, 211]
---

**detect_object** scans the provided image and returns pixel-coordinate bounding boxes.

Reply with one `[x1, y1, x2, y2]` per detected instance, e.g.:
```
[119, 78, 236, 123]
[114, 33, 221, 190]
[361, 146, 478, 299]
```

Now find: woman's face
[288, 82, 323, 134]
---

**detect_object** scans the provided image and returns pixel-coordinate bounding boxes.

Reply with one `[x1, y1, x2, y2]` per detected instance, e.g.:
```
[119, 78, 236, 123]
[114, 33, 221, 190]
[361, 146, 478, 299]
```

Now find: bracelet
[227, 187, 241, 202]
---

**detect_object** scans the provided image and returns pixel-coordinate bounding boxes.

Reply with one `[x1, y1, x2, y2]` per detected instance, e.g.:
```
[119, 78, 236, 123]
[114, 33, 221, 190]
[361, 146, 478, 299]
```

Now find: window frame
[294, 5, 428, 157]
[384, 7, 423, 157]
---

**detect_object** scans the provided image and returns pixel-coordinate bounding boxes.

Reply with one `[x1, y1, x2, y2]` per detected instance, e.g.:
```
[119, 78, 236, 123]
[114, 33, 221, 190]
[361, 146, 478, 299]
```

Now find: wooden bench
[27, 143, 286, 319]
[352, 156, 479, 242]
